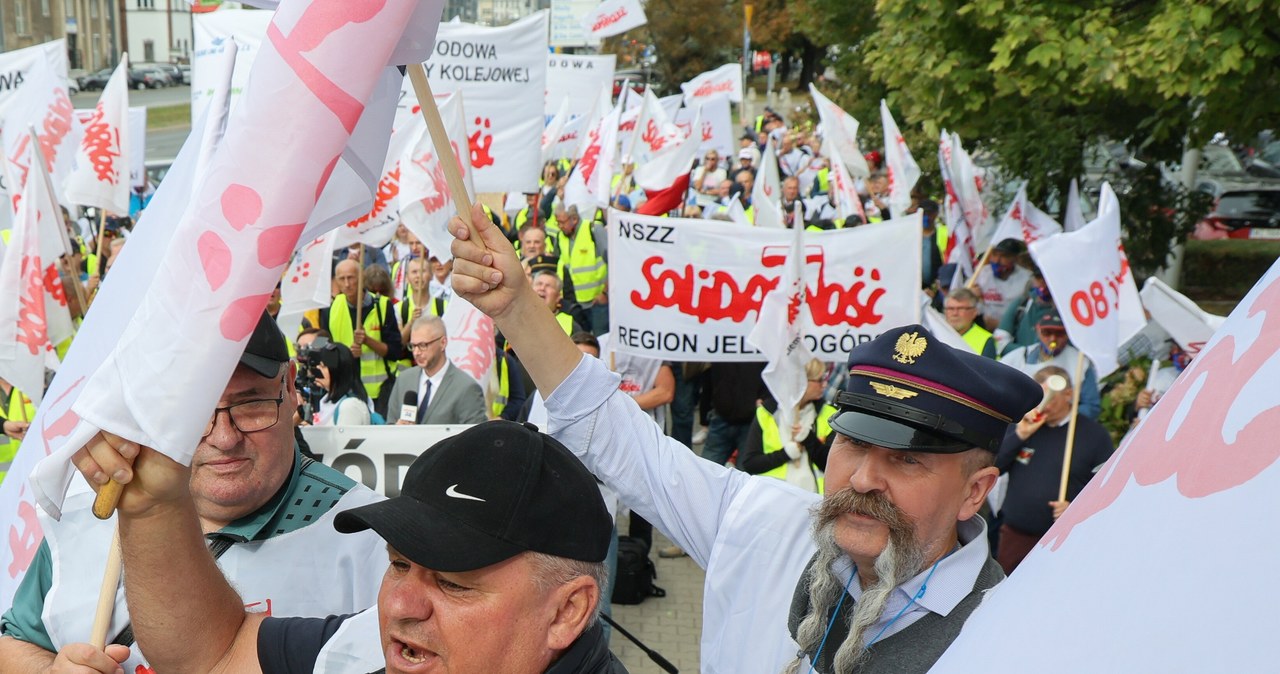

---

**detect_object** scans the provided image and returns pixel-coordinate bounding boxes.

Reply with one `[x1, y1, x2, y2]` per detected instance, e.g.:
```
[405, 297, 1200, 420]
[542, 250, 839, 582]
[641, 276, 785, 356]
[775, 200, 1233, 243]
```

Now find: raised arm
[72, 434, 264, 674]
[450, 203, 582, 395]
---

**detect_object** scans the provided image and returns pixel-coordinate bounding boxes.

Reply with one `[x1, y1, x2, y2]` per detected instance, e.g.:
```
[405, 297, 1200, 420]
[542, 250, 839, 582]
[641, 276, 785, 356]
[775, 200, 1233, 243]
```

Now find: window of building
[143, 39, 155, 62]
[41, 0, 50, 18]
[90, 1, 98, 18]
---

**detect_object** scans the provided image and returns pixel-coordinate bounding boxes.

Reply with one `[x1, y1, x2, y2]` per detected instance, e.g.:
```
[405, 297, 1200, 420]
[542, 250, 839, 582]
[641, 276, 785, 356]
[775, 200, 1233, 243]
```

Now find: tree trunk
[798, 39, 823, 89]
[778, 49, 794, 82]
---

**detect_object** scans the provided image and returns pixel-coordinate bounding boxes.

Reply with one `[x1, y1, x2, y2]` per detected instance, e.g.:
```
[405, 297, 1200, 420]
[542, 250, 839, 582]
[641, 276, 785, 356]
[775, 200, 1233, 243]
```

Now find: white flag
[988, 183, 1063, 247]
[543, 108, 589, 163]
[583, 0, 647, 39]
[442, 295, 494, 387]
[753, 139, 784, 228]
[826, 143, 868, 224]
[541, 97, 570, 163]
[680, 63, 743, 105]
[747, 221, 816, 431]
[634, 110, 699, 193]
[563, 101, 620, 215]
[280, 232, 337, 319]
[400, 93, 475, 264]
[1028, 183, 1144, 377]
[1, 54, 83, 218]
[879, 100, 919, 218]
[1064, 178, 1085, 232]
[30, 0, 445, 518]
[0, 146, 75, 405]
[1139, 276, 1225, 357]
[63, 55, 130, 216]
[809, 84, 869, 179]
[625, 88, 682, 166]
[934, 258, 1280, 673]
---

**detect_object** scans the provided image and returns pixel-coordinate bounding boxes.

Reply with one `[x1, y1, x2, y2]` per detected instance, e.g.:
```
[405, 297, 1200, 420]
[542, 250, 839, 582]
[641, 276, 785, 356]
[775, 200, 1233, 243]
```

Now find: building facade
[123, 0, 194, 65]
[1, 0, 119, 74]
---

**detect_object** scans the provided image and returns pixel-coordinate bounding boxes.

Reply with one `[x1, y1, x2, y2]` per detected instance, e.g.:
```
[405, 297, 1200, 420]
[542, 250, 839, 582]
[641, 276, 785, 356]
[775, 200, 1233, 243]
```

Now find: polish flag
[635, 173, 690, 216]
[64, 55, 131, 217]
[634, 110, 699, 192]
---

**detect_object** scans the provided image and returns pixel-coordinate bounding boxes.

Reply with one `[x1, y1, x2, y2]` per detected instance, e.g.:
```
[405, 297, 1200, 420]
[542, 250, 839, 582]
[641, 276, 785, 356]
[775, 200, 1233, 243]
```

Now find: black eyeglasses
[204, 376, 287, 437]
[409, 335, 445, 352]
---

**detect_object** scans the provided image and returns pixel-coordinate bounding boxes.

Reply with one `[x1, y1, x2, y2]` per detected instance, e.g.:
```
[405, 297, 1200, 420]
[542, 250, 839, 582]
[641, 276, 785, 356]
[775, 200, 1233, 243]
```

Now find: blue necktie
[415, 379, 432, 424]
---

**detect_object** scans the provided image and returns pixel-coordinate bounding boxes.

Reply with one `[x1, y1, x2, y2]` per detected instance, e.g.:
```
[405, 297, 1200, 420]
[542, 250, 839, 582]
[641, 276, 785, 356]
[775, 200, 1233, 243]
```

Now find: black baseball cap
[334, 421, 612, 572]
[832, 325, 1041, 453]
[240, 311, 290, 378]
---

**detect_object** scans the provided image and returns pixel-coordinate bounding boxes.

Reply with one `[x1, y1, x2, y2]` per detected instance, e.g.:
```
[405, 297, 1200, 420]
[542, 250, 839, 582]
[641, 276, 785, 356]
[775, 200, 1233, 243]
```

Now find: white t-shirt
[974, 265, 1032, 325]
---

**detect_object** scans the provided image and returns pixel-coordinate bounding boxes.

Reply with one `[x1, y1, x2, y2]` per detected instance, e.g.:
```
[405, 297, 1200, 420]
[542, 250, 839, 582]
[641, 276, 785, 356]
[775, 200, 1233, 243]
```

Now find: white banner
[1029, 185, 1144, 377]
[680, 63, 743, 105]
[404, 12, 549, 194]
[934, 258, 1280, 673]
[545, 54, 614, 120]
[191, 10, 273, 124]
[673, 93, 733, 162]
[1, 54, 82, 217]
[303, 425, 472, 497]
[583, 0, 647, 39]
[607, 211, 923, 362]
[0, 40, 67, 118]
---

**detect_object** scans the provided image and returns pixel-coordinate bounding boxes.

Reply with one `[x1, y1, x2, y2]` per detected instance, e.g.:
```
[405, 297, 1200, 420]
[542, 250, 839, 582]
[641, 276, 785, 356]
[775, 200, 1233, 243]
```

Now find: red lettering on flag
[82, 102, 123, 184]
[469, 117, 495, 169]
[7, 501, 43, 579]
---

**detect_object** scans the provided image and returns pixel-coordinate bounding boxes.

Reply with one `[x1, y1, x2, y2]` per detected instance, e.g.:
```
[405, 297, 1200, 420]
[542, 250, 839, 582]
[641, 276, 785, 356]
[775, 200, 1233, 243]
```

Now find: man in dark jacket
[702, 361, 768, 466]
[71, 423, 625, 674]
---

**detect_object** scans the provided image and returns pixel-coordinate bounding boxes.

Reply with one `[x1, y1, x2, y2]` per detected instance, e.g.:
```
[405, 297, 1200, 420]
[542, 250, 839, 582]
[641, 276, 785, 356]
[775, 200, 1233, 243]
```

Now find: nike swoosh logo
[445, 484, 486, 502]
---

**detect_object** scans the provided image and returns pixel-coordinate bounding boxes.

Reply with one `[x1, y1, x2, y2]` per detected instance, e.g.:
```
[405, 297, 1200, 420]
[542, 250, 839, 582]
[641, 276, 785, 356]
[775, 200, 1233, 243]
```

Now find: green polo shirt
[0, 447, 358, 652]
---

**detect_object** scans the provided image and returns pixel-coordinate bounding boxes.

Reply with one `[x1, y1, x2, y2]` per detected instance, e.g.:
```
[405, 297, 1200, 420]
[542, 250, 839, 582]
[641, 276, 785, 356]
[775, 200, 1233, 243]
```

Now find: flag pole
[89, 527, 122, 650]
[1057, 351, 1087, 503]
[965, 244, 994, 290]
[28, 128, 92, 318]
[355, 245, 366, 328]
[406, 63, 477, 238]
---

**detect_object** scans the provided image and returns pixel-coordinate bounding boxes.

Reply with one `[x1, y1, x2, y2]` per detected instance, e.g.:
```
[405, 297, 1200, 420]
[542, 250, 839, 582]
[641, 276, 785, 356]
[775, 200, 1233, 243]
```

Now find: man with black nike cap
[69, 420, 621, 674]
[447, 203, 1044, 673]
[4, 313, 385, 674]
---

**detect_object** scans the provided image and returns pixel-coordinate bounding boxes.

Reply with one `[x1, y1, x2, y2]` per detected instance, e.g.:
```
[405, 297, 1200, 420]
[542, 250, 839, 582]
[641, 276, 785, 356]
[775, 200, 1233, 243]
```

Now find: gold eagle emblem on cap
[892, 332, 927, 364]
[870, 382, 919, 400]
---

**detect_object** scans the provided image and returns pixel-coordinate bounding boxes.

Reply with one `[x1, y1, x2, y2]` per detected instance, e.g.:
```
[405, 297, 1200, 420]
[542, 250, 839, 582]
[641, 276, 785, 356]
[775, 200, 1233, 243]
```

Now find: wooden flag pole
[965, 244, 994, 289]
[355, 245, 366, 327]
[89, 527, 123, 650]
[1056, 351, 1087, 503]
[95, 209, 109, 279]
[406, 64, 477, 238]
[27, 127, 92, 318]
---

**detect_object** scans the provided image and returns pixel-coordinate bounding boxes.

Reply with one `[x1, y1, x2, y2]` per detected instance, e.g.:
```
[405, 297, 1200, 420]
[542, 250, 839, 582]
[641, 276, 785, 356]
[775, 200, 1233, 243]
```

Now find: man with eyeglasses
[0, 313, 387, 674]
[386, 315, 486, 426]
[942, 288, 997, 359]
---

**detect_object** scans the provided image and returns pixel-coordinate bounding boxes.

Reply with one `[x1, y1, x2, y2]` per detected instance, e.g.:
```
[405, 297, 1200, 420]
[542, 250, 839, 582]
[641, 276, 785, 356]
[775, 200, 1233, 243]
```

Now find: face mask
[1031, 285, 1050, 302]
[1172, 350, 1191, 371]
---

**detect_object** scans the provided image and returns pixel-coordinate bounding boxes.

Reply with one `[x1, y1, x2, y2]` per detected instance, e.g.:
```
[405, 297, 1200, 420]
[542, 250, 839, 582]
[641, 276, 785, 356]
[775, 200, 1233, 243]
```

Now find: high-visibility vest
[815, 167, 830, 195]
[327, 294, 397, 400]
[555, 311, 575, 335]
[0, 386, 36, 483]
[556, 227, 606, 304]
[754, 404, 836, 493]
[936, 223, 949, 258]
[489, 354, 511, 419]
[961, 323, 995, 357]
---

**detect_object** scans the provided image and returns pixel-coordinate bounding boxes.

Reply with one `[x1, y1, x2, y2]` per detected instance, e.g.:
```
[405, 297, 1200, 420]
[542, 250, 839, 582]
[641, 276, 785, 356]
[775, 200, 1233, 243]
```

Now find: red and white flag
[29, 0, 445, 518]
[747, 220, 816, 432]
[1064, 178, 1085, 232]
[634, 109, 698, 192]
[1, 53, 82, 219]
[63, 55, 130, 216]
[1028, 183, 1144, 377]
[827, 143, 868, 224]
[0, 40, 68, 118]
[543, 108, 589, 163]
[333, 111, 429, 254]
[809, 84, 870, 179]
[625, 89, 682, 166]
[541, 97, 571, 163]
[563, 100, 620, 216]
[879, 100, 919, 218]
[680, 63, 743, 105]
[583, 0, 647, 39]
[635, 173, 690, 217]
[936, 257, 1280, 672]
[280, 232, 337, 321]
[753, 139, 784, 229]
[399, 93, 475, 264]
[988, 183, 1062, 247]
[0, 144, 75, 405]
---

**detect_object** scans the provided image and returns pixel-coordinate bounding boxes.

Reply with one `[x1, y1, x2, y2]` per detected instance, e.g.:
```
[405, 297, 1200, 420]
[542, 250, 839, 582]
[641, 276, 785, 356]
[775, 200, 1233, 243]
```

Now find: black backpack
[611, 536, 666, 605]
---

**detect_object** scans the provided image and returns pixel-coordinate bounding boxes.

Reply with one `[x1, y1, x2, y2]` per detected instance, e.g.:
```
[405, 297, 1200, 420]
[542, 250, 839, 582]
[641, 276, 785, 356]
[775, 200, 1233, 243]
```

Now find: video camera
[295, 336, 333, 422]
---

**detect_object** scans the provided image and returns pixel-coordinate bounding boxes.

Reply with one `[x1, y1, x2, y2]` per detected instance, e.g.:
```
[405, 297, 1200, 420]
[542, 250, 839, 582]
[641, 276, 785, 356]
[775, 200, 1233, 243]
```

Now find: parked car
[155, 64, 183, 86]
[612, 68, 666, 99]
[65, 77, 79, 96]
[79, 68, 114, 91]
[1191, 188, 1280, 240]
[129, 67, 171, 89]
[178, 64, 191, 85]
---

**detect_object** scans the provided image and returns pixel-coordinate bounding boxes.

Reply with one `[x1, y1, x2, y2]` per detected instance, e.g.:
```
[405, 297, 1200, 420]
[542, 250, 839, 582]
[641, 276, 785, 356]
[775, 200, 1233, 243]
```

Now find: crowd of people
[0, 101, 1198, 674]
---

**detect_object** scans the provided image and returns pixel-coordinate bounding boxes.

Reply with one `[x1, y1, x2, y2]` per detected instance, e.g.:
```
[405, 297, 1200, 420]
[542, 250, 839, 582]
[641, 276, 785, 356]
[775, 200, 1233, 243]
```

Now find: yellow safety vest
[327, 294, 397, 400]
[755, 404, 836, 493]
[936, 223, 949, 258]
[489, 354, 511, 419]
[816, 167, 830, 194]
[555, 312, 575, 335]
[556, 227, 606, 304]
[0, 387, 37, 483]
[961, 323, 995, 357]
